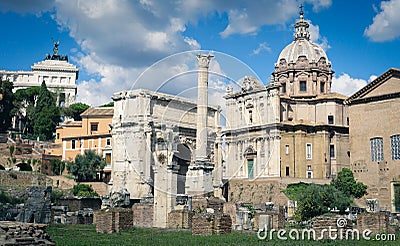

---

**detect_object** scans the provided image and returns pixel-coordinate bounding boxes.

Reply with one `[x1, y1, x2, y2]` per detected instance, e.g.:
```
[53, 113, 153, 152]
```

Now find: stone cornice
[346, 68, 400, 103]
[346, 91, 400, 106]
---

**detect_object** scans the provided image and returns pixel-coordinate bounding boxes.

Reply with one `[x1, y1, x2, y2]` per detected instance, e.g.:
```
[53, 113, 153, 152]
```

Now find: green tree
[50, 159, 66, 175]
[99, 101, 114, 107]
[13, 86, 40, 134]
[331, 168, 367, 199]
[72, 183, 99, 197]
[294, 184, 351, 221]
[67, 150, 106, 182]
[33, 81, 61, 140]
[63, 102, 90, 121]
[0, 80, 15, 132]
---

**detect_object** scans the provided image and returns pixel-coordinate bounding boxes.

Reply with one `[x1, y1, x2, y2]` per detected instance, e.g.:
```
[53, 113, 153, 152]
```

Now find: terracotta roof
[58, 121, 82, 128]
[80, 107, 114, 117]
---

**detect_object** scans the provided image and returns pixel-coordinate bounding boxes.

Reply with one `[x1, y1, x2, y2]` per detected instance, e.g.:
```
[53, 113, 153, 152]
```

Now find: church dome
[276, 8, 329, 64]
[277, 38, 328, 64]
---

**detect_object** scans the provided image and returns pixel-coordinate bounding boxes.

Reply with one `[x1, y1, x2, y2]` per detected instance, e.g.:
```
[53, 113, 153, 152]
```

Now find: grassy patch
[47, 224, 399, 246]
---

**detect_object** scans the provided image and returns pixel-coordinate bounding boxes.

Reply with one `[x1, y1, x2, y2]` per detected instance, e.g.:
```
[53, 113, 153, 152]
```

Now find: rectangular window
[71, 139, 76, 150]
[300, 81, 307, 92]
[105, 153, 111, 165]
[370, 137, 384, 162]
[306, 143, 312, 160]
[106, 138, 111, 146]
[285, 145, 289, 155]
[307, 171, 312, 179]
[247, 159, 254, 179]
[320, 82, 325, 93]
[285, 167, 290, 177]
[57, 133, 60, 139]
[307, 165, 312, 171]
[330, 144, 335, 158]
[391, 135, 400, 160]
[328, 115, 334, 124]
[91, 123, 98, 132]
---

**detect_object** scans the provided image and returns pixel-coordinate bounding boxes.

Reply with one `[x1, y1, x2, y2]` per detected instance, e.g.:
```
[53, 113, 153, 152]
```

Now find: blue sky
[0, 0, 399, 106]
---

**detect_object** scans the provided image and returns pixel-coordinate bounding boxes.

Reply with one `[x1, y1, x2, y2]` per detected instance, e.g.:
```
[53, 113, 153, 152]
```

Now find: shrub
[72, 184, 99, 197]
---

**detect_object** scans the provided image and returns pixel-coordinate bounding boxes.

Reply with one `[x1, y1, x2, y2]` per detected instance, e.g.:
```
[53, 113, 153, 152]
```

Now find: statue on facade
[45, 40, 69, 61]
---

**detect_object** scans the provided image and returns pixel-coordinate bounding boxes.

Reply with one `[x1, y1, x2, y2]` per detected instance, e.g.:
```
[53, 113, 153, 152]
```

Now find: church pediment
[347, 68, 400, 103]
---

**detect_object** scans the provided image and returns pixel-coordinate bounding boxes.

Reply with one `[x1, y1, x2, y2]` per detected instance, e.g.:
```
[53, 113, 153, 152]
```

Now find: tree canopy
[284, 168, 367, 221]
[72, 183, 99, 197]
[67, 150, 106, 182]
[62, 102, 90, 121]
[33, 81, 61, 140]
[0, 80, 15, 132]
[99, 101, 114, 107]
[13, 86, 40, 134]
[331, 168, 367, 199]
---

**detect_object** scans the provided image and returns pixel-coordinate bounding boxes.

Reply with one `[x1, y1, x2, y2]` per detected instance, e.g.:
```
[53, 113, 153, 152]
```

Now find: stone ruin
[94, 189, 133, 233]
[101, 189, 130, 208]
[0, 221, 54, 245]
[16, 186, 52, 224]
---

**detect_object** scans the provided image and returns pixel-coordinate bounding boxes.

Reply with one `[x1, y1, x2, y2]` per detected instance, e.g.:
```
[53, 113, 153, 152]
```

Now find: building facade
[0, 42, 78, 107]
[347, 68, 400, 212]
[223, 9, 350, 182]
[48, 107, 113, 181]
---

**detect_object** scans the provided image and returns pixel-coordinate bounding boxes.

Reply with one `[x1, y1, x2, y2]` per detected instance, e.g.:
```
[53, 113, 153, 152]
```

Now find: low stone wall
[356, 213, 393, 234]
[223, 203, 237, 225]
[0, 171, 53, 187]
[167, 210, 193, 229]
[228, 178, 329, 205]
[94, 208, 133, 233]
[58, 197, 102, 211]
[253, 207, 285, 231]
[311, 215, 352, 240]
[192, 213, 232, 235]
[132, 204, 154, 228]
[0, 221, 54, 245]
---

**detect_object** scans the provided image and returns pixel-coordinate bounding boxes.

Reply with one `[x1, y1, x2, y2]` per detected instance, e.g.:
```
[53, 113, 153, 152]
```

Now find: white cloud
[309, 22, 331, 50]
[2, 0, 334, 106]
[251, 42, 272, 56]
[364, 0, 400, 42]
[304, 0, 332, 12]
[331, 73, 368, 96]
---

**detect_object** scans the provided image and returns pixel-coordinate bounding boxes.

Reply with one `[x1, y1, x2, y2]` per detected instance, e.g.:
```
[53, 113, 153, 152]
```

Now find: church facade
[223, 9, 350, 182]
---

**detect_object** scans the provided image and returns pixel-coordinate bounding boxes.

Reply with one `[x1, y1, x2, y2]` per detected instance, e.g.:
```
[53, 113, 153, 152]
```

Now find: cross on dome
[294, 4, 310, 41]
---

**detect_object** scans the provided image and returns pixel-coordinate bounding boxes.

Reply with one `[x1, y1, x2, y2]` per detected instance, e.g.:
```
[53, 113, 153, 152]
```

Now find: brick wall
[191, 213, 232, 235]
[228, 178, 329, 205]
[311, 215, 352, 240]
[132, 204, 154, 228]
[167, 210, 193, 229]
[94, 208, 133, 233]
[223, 203, 236, 225]
[356, 213, 393, 234]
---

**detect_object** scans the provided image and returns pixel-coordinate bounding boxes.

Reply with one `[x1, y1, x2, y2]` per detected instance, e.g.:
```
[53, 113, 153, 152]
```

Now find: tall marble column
[196, 54, 214, 161]
[186, 54, 214, 196]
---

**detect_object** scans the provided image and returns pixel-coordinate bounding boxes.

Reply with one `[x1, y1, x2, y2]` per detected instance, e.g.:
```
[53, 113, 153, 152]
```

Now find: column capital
[197, 54, 214, 68]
